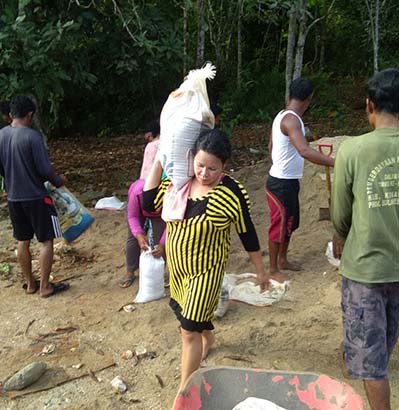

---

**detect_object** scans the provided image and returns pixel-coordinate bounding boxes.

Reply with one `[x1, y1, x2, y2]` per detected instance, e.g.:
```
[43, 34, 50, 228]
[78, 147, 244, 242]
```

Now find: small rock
[123, 304, 136, 313]
[135, 346, 147, 358]
[120, 350, 133, 360]
[4, 362, 47, 391]
[111, 376, 127, 393]
[40, 344, 56, 356]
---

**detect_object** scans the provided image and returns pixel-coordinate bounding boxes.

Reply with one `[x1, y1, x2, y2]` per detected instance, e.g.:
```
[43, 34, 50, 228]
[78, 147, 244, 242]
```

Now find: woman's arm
[248, 250, 269, 292]
[143, 159, 163, 192]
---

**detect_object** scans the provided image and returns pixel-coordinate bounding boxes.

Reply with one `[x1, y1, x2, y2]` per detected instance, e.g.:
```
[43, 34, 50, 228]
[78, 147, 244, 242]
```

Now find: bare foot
[270, 271, 289, 283]
[23, 279, 39, 294]
[278, 260, 301, 271]
[201, 331, 215, 361]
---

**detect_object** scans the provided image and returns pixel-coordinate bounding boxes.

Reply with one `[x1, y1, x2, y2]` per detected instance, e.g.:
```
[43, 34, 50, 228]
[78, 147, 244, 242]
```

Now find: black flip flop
[41, 282, 70, 298]
[22, 280, 40, 294]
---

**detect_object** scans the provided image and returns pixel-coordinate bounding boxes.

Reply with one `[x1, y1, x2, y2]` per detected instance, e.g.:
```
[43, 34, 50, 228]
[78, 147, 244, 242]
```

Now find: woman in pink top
[118, 178, 166, 288]
[140, 120, 160, 179]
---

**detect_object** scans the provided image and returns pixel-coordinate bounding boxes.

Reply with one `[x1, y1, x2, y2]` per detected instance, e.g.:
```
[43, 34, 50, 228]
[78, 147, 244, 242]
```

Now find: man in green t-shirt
[331, 69, 399, 410]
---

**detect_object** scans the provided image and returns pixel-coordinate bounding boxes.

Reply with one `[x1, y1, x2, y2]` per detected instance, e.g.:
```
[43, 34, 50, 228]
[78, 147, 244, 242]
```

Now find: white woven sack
[160, 63, 216, 189]
[134, 250, 165, 303]
[232, 397, 289, 410]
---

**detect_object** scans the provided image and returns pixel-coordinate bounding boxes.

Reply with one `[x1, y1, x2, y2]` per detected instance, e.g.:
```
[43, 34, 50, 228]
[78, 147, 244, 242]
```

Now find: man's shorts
[342, 277, 399, 380]
[8, 197, 62, 242]
[266, 175, 300, 243]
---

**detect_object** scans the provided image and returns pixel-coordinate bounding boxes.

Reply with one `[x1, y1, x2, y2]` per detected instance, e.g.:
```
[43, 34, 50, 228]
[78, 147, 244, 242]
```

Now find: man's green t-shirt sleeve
[331, 140, 354, 239]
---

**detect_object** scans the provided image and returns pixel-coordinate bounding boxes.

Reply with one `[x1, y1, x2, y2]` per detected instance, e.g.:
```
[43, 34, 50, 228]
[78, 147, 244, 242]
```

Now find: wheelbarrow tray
[175, 366, 364, 410]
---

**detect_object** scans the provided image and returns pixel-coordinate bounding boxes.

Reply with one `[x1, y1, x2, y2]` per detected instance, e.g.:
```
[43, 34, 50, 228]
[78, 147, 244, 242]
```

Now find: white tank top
[269, 110, 305, 179]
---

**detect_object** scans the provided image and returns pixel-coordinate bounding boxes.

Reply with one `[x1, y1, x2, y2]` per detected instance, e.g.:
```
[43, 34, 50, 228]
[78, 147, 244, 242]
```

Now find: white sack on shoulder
[159, 63, 216, 189]
[134, 250, 165, 303]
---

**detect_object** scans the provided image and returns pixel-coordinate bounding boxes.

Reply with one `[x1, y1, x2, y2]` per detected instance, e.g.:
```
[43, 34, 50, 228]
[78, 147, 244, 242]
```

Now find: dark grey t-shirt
[0, 126, 62, 201]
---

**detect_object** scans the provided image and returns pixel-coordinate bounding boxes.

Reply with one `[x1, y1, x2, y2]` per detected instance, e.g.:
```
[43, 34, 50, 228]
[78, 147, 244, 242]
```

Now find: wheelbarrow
[175, 366, 364, 410]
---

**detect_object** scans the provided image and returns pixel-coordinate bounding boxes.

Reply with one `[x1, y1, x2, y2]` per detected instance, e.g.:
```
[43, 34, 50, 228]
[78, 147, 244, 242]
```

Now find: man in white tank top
[266, 78, 335, 279]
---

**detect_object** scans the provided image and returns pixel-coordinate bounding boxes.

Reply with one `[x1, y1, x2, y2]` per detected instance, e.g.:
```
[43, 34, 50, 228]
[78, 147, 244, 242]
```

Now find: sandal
[41, 282, 70, 298]
[118, 276, 135, 288]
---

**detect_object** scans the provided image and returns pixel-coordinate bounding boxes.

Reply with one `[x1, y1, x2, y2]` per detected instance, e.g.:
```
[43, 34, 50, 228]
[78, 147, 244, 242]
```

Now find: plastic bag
[325, 241, 340, 267]
[134, 250, 165, 303]
[214, 275, 230, 318]
[45, 183, 94, 243]
[232, 397, 289, 410]
[95, 196, 126, 210]
[159, 63, 216, 189]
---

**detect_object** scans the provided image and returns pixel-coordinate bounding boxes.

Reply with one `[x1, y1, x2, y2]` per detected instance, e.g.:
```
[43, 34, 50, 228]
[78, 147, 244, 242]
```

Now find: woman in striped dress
[143, 130, 270, 407]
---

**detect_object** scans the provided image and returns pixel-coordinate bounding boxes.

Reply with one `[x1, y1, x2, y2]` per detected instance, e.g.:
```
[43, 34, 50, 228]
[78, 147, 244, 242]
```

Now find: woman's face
[193, 150, 224, 187]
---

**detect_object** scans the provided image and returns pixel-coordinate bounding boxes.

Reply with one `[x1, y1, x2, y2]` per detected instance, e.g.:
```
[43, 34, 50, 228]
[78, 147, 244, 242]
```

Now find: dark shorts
[169, 299, 214, 333]
[8, 197, 62, 242]
[342, 277, 399, 380]
[266, 175, 300, 243]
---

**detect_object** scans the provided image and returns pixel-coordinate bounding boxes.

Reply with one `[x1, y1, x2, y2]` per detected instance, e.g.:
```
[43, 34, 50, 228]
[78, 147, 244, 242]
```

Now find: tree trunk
[285, 5, 298, 103]
[373, 0, 380, 73]
[237, 0, 244, 88]
[365, 0, 382, 74]
[319, 0, 328, 70]
[18, 0, 48, 147]
[293, 0, 308, 80]
[196, 0, 206, 67]
[183, 0, 189, 75]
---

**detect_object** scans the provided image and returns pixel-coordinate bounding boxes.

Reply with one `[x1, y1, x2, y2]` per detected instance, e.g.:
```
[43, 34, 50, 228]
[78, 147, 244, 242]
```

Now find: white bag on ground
[159, 63, 216, 189]
[214, 275, 230, 318]
[232, 397, 289, 410]
[325, 241, 340, 267]
[134, 250, 165, 303]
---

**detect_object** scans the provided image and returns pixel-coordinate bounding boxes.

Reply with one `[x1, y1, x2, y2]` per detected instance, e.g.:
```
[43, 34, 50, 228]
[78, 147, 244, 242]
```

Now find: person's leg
[172, 328, 203, 409]
[201, 330, 215, 361]
[364, 379, 391, 410]
[39, 239, 55, 297]
[342, 278, 392, 409]
[278, 239, 301, 271]
[179, 329, 203, 390]
[17, 240, 36, 293]
[268, 240, 280, 273]
[119, 228, 140, 287]
[278, 181, 301, 271]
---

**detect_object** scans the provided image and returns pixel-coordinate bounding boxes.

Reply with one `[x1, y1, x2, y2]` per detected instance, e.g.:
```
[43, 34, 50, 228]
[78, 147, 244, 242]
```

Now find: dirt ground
[0, 126, 398, 410]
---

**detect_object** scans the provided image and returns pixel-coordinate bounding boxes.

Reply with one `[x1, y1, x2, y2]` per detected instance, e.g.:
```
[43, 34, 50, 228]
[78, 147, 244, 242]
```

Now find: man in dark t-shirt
[0, 95, 69, 298]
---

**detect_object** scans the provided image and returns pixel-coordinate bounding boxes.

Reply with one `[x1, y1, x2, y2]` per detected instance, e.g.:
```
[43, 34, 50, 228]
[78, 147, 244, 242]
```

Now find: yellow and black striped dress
[143, 175, 260, 327]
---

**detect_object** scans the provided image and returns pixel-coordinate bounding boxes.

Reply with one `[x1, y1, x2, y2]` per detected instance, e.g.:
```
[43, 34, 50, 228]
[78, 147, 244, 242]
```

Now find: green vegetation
[0, 0, 398, 137]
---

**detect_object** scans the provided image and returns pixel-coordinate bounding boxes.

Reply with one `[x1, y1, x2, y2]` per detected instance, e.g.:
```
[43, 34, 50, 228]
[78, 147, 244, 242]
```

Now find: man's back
[0, 126, 60, 201]
[332, 129, 399, 283]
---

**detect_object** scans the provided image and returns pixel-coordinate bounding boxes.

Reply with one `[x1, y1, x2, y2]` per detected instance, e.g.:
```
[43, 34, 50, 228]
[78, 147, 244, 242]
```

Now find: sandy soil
[0, 136, 398, 410]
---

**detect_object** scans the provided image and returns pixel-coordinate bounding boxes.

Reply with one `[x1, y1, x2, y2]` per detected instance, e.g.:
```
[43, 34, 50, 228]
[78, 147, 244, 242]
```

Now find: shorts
[8, 197, 62, 242]
[341, 277, 399, 380]
[266, 175, 300, 243]
[169, 299, 214, 333]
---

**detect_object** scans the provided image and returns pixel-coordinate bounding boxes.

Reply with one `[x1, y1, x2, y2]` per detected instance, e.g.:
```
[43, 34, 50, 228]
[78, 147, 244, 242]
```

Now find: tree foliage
[0, 0, 398, 136]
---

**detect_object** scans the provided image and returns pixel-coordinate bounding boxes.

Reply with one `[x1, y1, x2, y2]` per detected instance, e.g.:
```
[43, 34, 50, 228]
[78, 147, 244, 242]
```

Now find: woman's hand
[256, 270, 270, 292]
[152, 243, 165, 258]
[247, 250, 269, 292]
[136, 233, 149, 251]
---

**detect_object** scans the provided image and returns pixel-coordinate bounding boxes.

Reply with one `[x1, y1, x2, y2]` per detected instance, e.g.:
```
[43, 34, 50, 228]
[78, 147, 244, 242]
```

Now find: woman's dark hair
[193, 129, 231, 163]
[10, 95, 36, 119]
[144, 119, 160, 136]
[289, 78, 313, 101]
[367, 68, 399, 115]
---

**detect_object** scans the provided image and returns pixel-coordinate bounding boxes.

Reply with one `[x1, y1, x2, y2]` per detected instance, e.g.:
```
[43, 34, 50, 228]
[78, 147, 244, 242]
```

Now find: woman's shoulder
[219, 174, 246, 193]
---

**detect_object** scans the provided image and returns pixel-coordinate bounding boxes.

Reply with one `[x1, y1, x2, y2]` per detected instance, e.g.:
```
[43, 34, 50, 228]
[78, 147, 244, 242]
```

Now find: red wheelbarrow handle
[318, 143, 333, 157]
